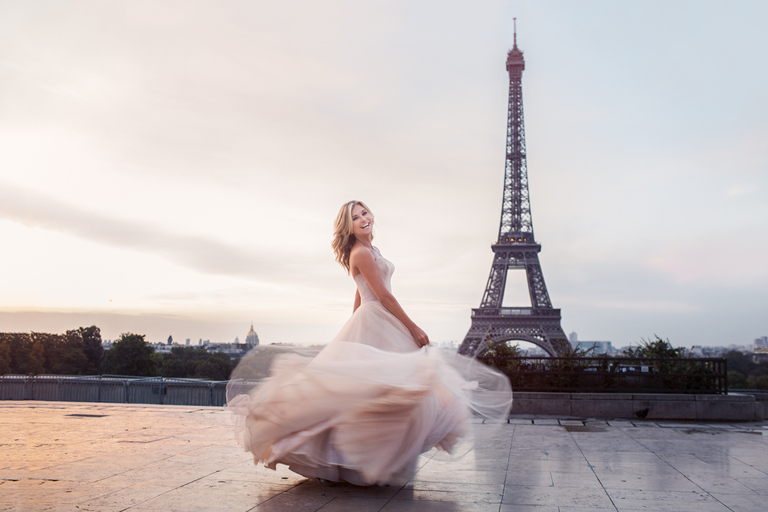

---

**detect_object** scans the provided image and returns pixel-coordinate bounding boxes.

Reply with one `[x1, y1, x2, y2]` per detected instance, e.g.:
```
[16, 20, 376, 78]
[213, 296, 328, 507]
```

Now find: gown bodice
[353, 248, 394, 304]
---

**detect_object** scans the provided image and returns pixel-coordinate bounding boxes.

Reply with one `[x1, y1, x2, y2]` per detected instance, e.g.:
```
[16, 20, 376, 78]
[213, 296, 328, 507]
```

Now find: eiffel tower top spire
[499, 20, 531, 245]
[513, 17, 519, 50]
[507, 18, 524, 70]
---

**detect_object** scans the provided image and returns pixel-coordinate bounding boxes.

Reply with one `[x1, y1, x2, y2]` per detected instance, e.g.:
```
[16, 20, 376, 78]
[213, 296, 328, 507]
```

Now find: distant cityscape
[102, 323, 261, 360]
[439, 333, 768, 360]
[567, 333, 768, 362]
[101, 325, 768, 364]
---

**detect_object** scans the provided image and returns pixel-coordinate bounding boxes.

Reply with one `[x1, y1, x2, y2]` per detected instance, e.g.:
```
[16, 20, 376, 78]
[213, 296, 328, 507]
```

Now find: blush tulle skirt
[226, 301, 512, 486]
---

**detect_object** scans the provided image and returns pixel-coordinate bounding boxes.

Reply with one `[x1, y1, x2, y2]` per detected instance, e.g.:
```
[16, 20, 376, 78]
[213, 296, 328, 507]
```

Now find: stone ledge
[511, 391, 762, 421]
[632, 393, 695, 401]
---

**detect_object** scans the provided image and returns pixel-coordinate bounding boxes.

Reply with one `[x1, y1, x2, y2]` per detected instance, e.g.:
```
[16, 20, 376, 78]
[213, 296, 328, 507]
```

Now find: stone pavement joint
[2, 401, 767, 511]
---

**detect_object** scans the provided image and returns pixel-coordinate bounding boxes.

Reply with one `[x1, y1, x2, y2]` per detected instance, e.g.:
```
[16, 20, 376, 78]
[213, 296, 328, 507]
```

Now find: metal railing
[476, 356, 728, 394]
[0, 375, 229, 406]
[471, 308, 562, 317]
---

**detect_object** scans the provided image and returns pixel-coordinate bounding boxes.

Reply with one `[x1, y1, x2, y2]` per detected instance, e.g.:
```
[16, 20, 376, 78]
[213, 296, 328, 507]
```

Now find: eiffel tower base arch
[458, 308, 571, 357]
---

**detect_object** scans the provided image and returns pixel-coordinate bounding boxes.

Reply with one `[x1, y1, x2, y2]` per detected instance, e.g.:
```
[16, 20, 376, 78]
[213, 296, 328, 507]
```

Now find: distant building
[569, 332, 578, 344]
[690, 345, 727, 358]
[752, 345, 768, 363]
[520, 345, 548, 356]
[246, 323, 260, 348]
[575, 341, 613, 355]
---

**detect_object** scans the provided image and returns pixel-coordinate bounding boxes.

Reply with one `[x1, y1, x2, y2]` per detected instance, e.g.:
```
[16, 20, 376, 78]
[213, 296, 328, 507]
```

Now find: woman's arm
[353, 289, 361, 313]
[350, 247, 429, 348]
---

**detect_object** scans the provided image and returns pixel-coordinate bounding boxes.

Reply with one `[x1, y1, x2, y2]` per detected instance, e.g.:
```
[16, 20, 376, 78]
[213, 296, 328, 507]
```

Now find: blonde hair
[332, 200, 374, 273]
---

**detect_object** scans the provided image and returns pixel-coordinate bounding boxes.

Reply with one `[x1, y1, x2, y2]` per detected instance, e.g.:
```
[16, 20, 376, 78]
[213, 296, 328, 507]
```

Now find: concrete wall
[511, 392, 763, 421]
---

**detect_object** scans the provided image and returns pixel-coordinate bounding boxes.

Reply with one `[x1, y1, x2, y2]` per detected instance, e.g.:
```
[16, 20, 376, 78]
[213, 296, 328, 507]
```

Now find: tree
[41, 332, 89, 374]
[173, 346, 233, 380]
[28, 339, 46, 375]
[152, 353, 186, 378]
[478, 338, 523, 376]
[0, 341, 12, 375]
[728, 371, 748, 389]
[724, 350, 755, 376]
[623, 335, 687, 359]
[747, 375, 768, 390]
[193, 353, 232, 380]
[1, 333, 32, 374]
[102, 333, 156, 376]
[71, 326, 103, 374]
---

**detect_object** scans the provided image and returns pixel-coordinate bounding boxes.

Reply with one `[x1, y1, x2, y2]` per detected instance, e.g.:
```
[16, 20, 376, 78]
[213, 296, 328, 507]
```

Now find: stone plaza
[2, 401, 767, 511]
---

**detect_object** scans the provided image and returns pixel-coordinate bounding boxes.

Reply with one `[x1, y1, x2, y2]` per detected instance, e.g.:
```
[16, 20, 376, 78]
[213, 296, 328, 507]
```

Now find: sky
[1, 0, 766, 350]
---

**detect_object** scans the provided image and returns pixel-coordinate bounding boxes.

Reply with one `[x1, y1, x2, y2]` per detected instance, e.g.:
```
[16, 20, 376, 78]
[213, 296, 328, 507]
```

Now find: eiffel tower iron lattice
[458, 26, 571, 358]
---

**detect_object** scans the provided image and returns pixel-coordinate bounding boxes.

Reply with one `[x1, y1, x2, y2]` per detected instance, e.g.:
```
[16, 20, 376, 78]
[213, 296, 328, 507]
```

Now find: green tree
[0, 340, 12, 375]
[68, 326, 103, 374]
[747, 375, 768, 390]
[1, 333, 32, 374]
[623, 336, 719, 392]
[724, 350, 755, 376]
[153, 353, 186, 378]
[478, 338, 523, 376]
[102, 333, 156, 376]
[166, 346, 234, 380]
[41, 332, 89, 374]
[623, 335, 687, 359]
[728, 371, 748, 389]
[29, 339, 46, 374]
[192, 352, 232, 380]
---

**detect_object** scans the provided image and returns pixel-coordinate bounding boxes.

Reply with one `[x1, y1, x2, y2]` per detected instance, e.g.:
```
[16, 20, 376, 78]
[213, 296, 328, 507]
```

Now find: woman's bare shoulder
[349, 244, 375, 266]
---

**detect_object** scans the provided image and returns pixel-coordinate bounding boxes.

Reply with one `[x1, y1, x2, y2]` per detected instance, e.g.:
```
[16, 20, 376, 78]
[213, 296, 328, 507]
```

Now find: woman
[227, 200, 512, 486]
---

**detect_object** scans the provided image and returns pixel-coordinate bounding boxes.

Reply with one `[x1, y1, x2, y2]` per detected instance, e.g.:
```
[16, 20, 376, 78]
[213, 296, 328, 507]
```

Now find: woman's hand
[410, 325, 430, 348]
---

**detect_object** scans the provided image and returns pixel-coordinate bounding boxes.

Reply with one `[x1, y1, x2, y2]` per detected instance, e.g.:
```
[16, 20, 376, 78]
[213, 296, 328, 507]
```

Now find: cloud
[0, 182, 290, 282]
[645, 235, 768, 287]
[727, 184, 758, 197]
[582, 299, 699, 314]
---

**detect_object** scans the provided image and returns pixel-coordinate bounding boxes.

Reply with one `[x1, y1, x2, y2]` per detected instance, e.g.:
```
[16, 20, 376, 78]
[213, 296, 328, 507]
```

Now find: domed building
[245, 323, 260, 348]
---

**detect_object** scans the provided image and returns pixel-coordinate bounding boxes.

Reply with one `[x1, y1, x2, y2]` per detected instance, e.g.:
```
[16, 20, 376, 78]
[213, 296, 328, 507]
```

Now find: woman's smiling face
[350, 203, 373, 239]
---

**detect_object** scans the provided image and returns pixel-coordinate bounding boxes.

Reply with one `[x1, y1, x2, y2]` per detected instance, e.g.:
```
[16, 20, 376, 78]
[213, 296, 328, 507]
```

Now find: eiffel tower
[458, 24, 571, 357]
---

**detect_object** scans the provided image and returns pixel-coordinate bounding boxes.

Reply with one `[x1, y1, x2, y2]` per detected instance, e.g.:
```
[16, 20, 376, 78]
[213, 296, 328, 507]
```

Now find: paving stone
[499, 505, 560, 512]
[606, 489, 732, 511]
[3, 401, 768, 511]
[316, 496, 389, 511]
[530, 419, 559, 425]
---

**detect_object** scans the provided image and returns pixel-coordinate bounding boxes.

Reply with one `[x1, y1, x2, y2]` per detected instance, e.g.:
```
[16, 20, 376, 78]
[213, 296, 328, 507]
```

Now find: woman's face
[350, 203, 373, 239]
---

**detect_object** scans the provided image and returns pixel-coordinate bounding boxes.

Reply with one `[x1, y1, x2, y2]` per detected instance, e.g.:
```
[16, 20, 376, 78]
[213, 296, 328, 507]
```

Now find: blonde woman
[331, 200, 429, 351]
[227, 200, 512, 487]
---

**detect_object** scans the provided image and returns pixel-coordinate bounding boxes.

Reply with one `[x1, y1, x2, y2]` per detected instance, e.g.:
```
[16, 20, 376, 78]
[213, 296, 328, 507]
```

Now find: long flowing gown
[226, 249, 512, 486]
